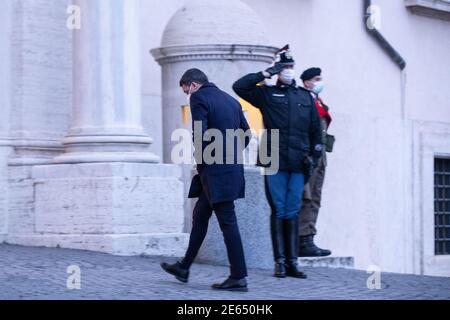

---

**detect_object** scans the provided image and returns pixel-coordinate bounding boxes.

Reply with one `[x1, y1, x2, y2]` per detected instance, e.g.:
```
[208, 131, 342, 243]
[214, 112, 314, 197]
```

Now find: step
[298, 256, 355, 269]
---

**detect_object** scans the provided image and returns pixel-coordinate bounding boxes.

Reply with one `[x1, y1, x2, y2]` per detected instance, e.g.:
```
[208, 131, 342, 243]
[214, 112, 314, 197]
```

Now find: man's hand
[263, 63, 285, 78]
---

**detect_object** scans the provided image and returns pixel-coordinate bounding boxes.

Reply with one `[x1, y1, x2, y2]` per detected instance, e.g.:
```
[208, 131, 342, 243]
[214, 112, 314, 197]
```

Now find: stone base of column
[53, 133, 160, 164]
[53, 152, 160, 164]
[8, 162, 189, 257]
[7, 138, 63, 166]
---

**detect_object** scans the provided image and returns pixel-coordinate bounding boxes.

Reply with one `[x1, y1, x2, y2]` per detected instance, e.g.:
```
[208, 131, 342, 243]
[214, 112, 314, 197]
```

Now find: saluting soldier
[233, 46, 322, 279]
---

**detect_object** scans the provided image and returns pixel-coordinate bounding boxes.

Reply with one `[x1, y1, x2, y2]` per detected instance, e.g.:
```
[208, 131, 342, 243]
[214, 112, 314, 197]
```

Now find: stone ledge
[197, 255, 355, 271]
[298, 256, 355, 269]
[32, 162, 182, 179]
[5, 233, 189, 258]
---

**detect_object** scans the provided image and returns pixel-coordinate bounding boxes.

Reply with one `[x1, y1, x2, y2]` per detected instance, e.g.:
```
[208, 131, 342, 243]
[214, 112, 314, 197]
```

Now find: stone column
[7, 0, 188, 257]
[3, 0, 74, 245]
[0, 0, 12, 240]
[54, 0, 158, 164]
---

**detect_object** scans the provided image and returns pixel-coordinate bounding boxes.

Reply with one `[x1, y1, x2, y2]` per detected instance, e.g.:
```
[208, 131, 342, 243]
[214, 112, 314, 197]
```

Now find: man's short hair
[179, 68, 209, 87]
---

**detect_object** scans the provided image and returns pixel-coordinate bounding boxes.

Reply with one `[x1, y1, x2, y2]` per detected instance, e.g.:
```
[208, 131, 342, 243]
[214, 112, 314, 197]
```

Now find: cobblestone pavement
[0, 244, 449, 300]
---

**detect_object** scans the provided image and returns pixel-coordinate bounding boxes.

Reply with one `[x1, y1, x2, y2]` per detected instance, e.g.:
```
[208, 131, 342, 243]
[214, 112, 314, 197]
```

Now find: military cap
[301, 67, 322, 81]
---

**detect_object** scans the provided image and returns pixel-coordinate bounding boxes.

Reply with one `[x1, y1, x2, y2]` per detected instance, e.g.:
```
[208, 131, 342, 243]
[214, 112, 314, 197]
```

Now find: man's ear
[192, 82, 202, 91]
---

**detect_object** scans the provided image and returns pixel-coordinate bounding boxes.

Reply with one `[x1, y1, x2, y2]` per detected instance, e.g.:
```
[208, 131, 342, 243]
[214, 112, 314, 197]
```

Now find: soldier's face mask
[312, 80, 324, 94]
[279, 68, 296, 84]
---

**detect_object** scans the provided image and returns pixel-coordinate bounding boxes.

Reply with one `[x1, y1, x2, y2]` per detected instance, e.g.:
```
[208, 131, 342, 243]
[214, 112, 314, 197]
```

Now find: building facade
[0, 0, 449, 276]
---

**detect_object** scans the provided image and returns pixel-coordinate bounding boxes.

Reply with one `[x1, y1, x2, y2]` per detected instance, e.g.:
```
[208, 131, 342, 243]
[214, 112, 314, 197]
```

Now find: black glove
[265, 63, 285, 77]
[312, 145, 323, 168]
[303, 156, 314, 183]
[312, 156, 319, 169]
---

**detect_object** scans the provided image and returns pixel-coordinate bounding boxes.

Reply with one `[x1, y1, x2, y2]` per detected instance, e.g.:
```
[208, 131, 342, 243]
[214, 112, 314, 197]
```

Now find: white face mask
[312, 80, 324, 94]
[279, 69, 296, 84]
[186, 94, 192, 106]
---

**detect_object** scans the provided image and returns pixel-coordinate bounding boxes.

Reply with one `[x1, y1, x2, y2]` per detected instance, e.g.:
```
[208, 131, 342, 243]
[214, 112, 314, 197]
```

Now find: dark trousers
[299, 156, 327, 236]
[180, 191, 248, 279]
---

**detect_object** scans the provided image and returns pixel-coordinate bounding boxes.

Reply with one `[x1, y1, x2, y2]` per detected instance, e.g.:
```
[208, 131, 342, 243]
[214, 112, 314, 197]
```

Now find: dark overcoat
[189, 82, 250, 205]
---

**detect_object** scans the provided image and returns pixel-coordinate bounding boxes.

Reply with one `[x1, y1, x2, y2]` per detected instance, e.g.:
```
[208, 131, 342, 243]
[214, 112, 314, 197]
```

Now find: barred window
[435, 158, 450, 255]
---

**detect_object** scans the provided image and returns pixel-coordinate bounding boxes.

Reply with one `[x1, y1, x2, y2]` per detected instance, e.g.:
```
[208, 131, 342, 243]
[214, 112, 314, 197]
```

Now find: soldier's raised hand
[263, 63, 285, 78]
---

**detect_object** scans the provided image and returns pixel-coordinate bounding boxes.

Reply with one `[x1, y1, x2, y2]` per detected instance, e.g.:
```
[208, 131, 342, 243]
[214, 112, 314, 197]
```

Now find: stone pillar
[7, 0, 188, 257]
[0, 0, 13, 241]
[4, 0, 73, 244]
[55, 0, 158, 164]
[6, 0, 72, 167]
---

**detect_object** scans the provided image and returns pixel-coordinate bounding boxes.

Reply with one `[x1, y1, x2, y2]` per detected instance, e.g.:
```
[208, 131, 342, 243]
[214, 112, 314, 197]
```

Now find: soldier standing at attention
[298, 67, 334, 257]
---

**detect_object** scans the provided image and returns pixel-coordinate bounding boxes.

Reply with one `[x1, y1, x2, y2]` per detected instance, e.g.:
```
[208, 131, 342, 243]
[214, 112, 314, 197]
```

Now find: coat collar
[199, 82, 217, 90]
[276, 80, 297, 89]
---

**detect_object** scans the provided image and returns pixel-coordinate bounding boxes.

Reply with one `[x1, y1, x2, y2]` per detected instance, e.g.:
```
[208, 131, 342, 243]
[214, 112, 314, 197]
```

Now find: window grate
[434, 158, 450, 255]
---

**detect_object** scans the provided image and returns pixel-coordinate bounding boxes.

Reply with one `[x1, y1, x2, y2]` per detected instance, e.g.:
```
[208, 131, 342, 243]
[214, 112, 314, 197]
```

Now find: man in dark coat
[161, 68, 250, 292]
[233, 46, 322, 279]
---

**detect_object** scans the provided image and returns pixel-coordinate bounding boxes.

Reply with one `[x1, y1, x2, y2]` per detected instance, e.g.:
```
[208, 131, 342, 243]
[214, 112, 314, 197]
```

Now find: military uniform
[300, 95, 331, 235]
[233, 72, 322, 174]
[233, 57, 322, 278]
[298, 82, 334, 257]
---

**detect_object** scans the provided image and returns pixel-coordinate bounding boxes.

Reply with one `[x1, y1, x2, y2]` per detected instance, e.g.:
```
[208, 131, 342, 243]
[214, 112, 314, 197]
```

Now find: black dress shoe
[212, 277, 248, 292]
[160, 261, 189, 283]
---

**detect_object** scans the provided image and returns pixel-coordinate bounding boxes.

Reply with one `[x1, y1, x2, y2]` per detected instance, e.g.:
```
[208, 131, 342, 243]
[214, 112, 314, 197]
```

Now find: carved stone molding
[405, 0, 450, 20]
[151, 44, 278, 65]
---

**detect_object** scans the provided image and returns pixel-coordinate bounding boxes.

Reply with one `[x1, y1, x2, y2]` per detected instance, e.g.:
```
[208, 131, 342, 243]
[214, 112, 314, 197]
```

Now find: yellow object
[182, 105, 190, 125]
[240, 99, 264, 134]
[182, 100, 263, 132]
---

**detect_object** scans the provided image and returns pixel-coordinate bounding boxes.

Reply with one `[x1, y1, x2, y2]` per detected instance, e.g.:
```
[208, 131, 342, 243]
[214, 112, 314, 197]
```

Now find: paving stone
[0, 244, 449, 300]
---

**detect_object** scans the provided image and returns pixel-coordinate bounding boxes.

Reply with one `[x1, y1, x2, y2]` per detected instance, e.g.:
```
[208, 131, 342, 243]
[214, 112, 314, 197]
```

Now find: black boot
[298, 235, 332, 257]
[160, 261, 189, 283]
[270, 215, 286, 278]
[284, 219, 307, 279]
